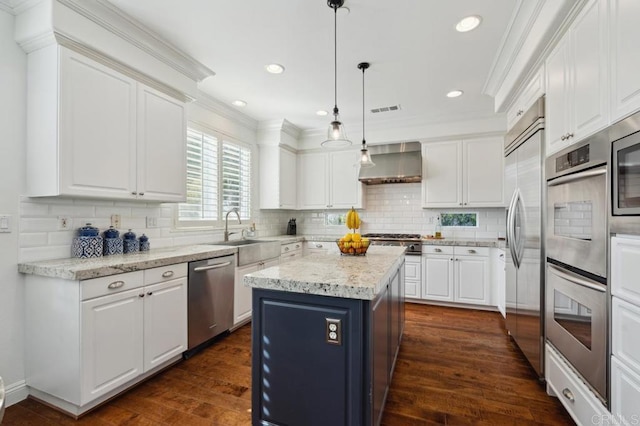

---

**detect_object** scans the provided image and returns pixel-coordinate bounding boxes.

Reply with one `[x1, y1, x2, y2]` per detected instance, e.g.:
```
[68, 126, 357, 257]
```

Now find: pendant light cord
[333, 5, 338, 116]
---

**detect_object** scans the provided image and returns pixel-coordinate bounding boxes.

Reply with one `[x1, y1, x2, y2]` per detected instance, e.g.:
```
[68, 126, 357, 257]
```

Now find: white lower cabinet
[492, 249, 506, 317]
[404, 255, 422, 299]
[546, 343, 609, 426]
[421, 246, 491, 306]
[611, 235, 640, 424]
[280, 241, 303, 263]
[234, 257, 280, 326]
[25, 264, 187, 415]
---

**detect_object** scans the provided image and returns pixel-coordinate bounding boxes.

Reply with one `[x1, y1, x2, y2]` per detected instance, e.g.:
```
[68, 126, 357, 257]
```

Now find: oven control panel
[555, 145, 590, 173]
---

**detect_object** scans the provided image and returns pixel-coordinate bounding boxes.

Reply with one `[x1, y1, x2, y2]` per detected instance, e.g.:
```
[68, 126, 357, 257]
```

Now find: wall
[0, 9, 28, 404]
[297, 183, 506, 239]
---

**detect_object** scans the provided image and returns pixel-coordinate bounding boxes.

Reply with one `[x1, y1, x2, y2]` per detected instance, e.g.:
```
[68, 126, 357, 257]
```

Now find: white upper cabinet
[297, 150, 364, 210]
[26, 46, 187, 201]
[545, 0, 609, 156]
[610, 0, 640, 122]
[259, 146, 297, 209]
[506, 67, 545, 132]
[422, 138, 504, 208]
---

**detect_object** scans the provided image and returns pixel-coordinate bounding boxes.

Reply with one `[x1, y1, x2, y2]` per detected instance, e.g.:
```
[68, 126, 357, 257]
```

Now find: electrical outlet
[325, 318, 342, 345]
[428, 216, 434, 224]
[111, 214, 121, 228]
[146, 216, 158, 228]
[58, 216, 70, 230]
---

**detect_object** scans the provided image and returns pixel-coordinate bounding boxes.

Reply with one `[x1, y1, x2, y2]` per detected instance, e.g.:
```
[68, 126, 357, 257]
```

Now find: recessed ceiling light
[265, 63, 285, 74]
[316, 110, 328, 116]
[456, 15, 482, 32]
[447, 90, 464, 98]
[232, 100, 247, 107]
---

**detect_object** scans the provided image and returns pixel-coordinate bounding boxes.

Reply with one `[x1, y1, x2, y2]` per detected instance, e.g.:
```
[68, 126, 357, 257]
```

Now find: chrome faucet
[224, 208, 241, 241]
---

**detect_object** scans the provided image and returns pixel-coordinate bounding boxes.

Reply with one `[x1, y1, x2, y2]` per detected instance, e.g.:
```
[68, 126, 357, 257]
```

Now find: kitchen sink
[209, 239, 281, 266]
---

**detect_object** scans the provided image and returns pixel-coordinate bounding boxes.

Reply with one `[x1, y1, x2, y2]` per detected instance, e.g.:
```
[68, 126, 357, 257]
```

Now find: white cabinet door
[136, 85, 186, 202]
[612, 236, 640, 306]
[611, 356, 640, 425]
[422, 142, 461, 207]
[545, 36, 571, 156]
[404, 256, 422, 299]
[58, 47, 137, 199]
[610, 0, 640, 122]
[234, 263, 259, 326]
[492, 249, 506, 317]
[463, 138, 504, 207]
[279, 149, 297, 209]
[297, 152, 328, 209]
[546, 0, 608, 156]
[455, 256, 490, 305]
[506, 67, 545, 132]
[81, 288, 143, 405]
[329, 151, 364, 209]
[422, 255, 454, 301]
[143, 277, 188, 372]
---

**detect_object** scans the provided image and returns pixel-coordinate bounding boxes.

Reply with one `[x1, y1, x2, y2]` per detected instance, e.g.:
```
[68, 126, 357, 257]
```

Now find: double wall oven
[545, 130, 609, 402]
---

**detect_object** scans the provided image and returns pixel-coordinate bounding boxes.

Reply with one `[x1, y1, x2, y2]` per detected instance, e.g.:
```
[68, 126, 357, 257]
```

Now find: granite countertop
[244, 246, 406, 300]
[18, 245, 237, 281]
[421, 238, 505, 248]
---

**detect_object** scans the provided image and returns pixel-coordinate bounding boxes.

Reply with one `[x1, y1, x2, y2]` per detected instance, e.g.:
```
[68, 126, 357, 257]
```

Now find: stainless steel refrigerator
[504, 96, 545, 378]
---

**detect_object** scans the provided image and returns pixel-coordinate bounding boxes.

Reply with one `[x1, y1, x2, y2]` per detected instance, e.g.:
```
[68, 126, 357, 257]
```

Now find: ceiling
[106, 0, 518, 134]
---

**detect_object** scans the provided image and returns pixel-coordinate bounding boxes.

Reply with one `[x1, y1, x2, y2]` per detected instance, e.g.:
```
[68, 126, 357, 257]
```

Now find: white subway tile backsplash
[50, 205, 95, 217]
[48, 231, 74, 245]
[19, 233, 48, 247]
[20, 218, 59, 232]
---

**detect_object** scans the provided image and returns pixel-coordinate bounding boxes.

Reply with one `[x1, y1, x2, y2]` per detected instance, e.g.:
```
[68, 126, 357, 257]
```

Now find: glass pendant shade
[322, 118, 351, 147]
[359, 143, 375, 168]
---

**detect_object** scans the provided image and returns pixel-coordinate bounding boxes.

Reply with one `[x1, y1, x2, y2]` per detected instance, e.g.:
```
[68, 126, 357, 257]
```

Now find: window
[440, 213, 478, 227]
[177, 128, 252, 228]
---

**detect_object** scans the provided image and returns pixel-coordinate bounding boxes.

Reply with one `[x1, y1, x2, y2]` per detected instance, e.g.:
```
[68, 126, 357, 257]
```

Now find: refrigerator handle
[507, 189, 520, 269]
[514, 191, 525, 267]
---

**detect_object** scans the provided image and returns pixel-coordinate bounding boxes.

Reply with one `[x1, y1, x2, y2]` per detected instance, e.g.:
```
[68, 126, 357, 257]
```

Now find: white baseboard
[5, 380, 28, 407]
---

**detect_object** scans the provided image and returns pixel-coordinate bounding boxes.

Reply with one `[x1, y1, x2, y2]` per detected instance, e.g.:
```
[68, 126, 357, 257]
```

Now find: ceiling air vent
[371, 104, 401, 114]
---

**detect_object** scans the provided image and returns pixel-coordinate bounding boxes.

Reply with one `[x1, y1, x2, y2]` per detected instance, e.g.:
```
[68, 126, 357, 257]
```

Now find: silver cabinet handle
[147, 291, 153, 296]
[131, 191, 137, 195]
[162, 271, 174, 278]
[562, 388, 575, 403]
[499, 253, 504, 258]
[139, 293, 145, 298]
[295, 244, 300, 249]
[561, 134, 567, 141]
[108, 280, 124, 289]
[517, 109, 524, 116]
[284, 247, 290, 251]
[434, 248, 442, 252]
[193, 261, 232, 272]
[468, 249, 476, 254]
[316, 243, 323, 248]
[139, 192, 144, 196]
[567, 133, 574, 139]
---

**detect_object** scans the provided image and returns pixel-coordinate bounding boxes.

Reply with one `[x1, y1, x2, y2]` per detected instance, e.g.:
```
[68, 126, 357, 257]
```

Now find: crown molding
[55, 0, 214, 82]
[194, 91, 258, 131]
[0, 0, 39, 14]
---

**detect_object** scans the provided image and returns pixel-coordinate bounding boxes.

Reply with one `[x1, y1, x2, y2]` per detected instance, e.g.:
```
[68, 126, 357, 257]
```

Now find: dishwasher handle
[193, 261, 232, 272]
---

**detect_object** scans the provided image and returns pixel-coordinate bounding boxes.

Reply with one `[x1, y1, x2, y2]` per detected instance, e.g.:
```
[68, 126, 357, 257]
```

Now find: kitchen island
[244, 246, 406, 426]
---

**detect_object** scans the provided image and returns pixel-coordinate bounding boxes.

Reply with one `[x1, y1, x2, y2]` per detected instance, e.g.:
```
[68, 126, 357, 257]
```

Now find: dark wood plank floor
[4, 304, 574, 425]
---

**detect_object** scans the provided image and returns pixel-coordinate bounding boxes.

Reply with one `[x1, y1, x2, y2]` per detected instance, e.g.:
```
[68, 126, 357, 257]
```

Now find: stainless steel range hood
[358, 142, 422, 184]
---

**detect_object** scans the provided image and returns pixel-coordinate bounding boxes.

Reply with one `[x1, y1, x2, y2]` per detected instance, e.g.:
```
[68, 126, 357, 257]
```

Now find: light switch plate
[0, 215, 10, 233]
[146, 216, 158, 228]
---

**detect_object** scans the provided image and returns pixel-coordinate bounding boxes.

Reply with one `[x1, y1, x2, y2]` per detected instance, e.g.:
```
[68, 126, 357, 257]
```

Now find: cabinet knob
[131, 191, 137, 195]
[459, 203, 463, 206]
[139, 192, 144, 196]
[517, 109, 524, 116]
[316, 244, 323, 248]
[463, 203, 467, 206]
[147, 291, 153, 296]
[139, 293, 145, 298]
[567, 133, 574, 139]
[296, 244, 300, 249]
[561, 388, 575, 403]
[162, 271, 174, 278]
[468, 249, 476, 254]
[450, 258, 453, 261]
[284, 247, 290, 251]
[434, 248, 442, 252]
[499, 253, 504, 258]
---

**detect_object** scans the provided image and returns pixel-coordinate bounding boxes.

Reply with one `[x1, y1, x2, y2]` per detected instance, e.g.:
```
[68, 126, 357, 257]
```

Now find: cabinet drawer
[144, 263, 188, 285]
[612, 236, 640, 305]
[81, 271, 144, 301]
[305, 241, 331, 251]
[405, 279, 421, 299]
[613, 296, 640, 373]
[280, 251, 302, 263]
[546, 344, 608, 425]
[281, 242, 302, 254]
[611, 355, 640, 424]
[454, 246, 490, 257]
[423, 245, 454, 255]
[404, 258, 421, 280]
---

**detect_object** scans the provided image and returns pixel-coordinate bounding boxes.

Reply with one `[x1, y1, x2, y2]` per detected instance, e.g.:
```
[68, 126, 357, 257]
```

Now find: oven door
[546, 263, 607, 400]
[546, 165, 607, 278]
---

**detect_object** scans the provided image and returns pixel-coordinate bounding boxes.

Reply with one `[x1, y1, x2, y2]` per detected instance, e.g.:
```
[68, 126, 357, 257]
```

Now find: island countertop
[244, 245, 406, 300]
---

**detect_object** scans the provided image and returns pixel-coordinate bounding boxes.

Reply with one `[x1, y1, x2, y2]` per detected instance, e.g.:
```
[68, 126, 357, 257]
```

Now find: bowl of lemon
[336, 208, 370, 255]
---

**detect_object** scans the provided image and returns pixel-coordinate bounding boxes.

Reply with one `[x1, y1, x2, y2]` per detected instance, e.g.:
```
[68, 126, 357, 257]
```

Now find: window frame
[174, 123, 254, 230]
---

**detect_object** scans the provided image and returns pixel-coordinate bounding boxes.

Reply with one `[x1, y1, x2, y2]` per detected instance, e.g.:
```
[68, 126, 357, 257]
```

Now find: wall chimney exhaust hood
[358, 142, 422, 184]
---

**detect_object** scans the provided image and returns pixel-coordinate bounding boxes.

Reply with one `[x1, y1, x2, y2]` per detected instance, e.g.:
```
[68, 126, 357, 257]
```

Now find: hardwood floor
[4, 304, 574, 425]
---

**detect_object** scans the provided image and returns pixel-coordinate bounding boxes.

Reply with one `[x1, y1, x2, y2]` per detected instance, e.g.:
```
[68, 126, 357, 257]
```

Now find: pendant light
[358, 62, 375, 168]
[321, 0, 351, 148]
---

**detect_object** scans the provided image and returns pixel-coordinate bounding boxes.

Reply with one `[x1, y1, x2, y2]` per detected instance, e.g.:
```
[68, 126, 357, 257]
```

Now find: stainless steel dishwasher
[187, 254, 235, 351]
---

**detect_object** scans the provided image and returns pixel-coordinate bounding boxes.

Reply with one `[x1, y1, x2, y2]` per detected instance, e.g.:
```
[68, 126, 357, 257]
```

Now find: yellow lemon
[352, 233, 361, 242]
[343, 233, 352, 242]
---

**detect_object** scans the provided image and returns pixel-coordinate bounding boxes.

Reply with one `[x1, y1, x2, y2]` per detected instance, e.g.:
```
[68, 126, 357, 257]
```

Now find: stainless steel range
[362, 233, 422, 255]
